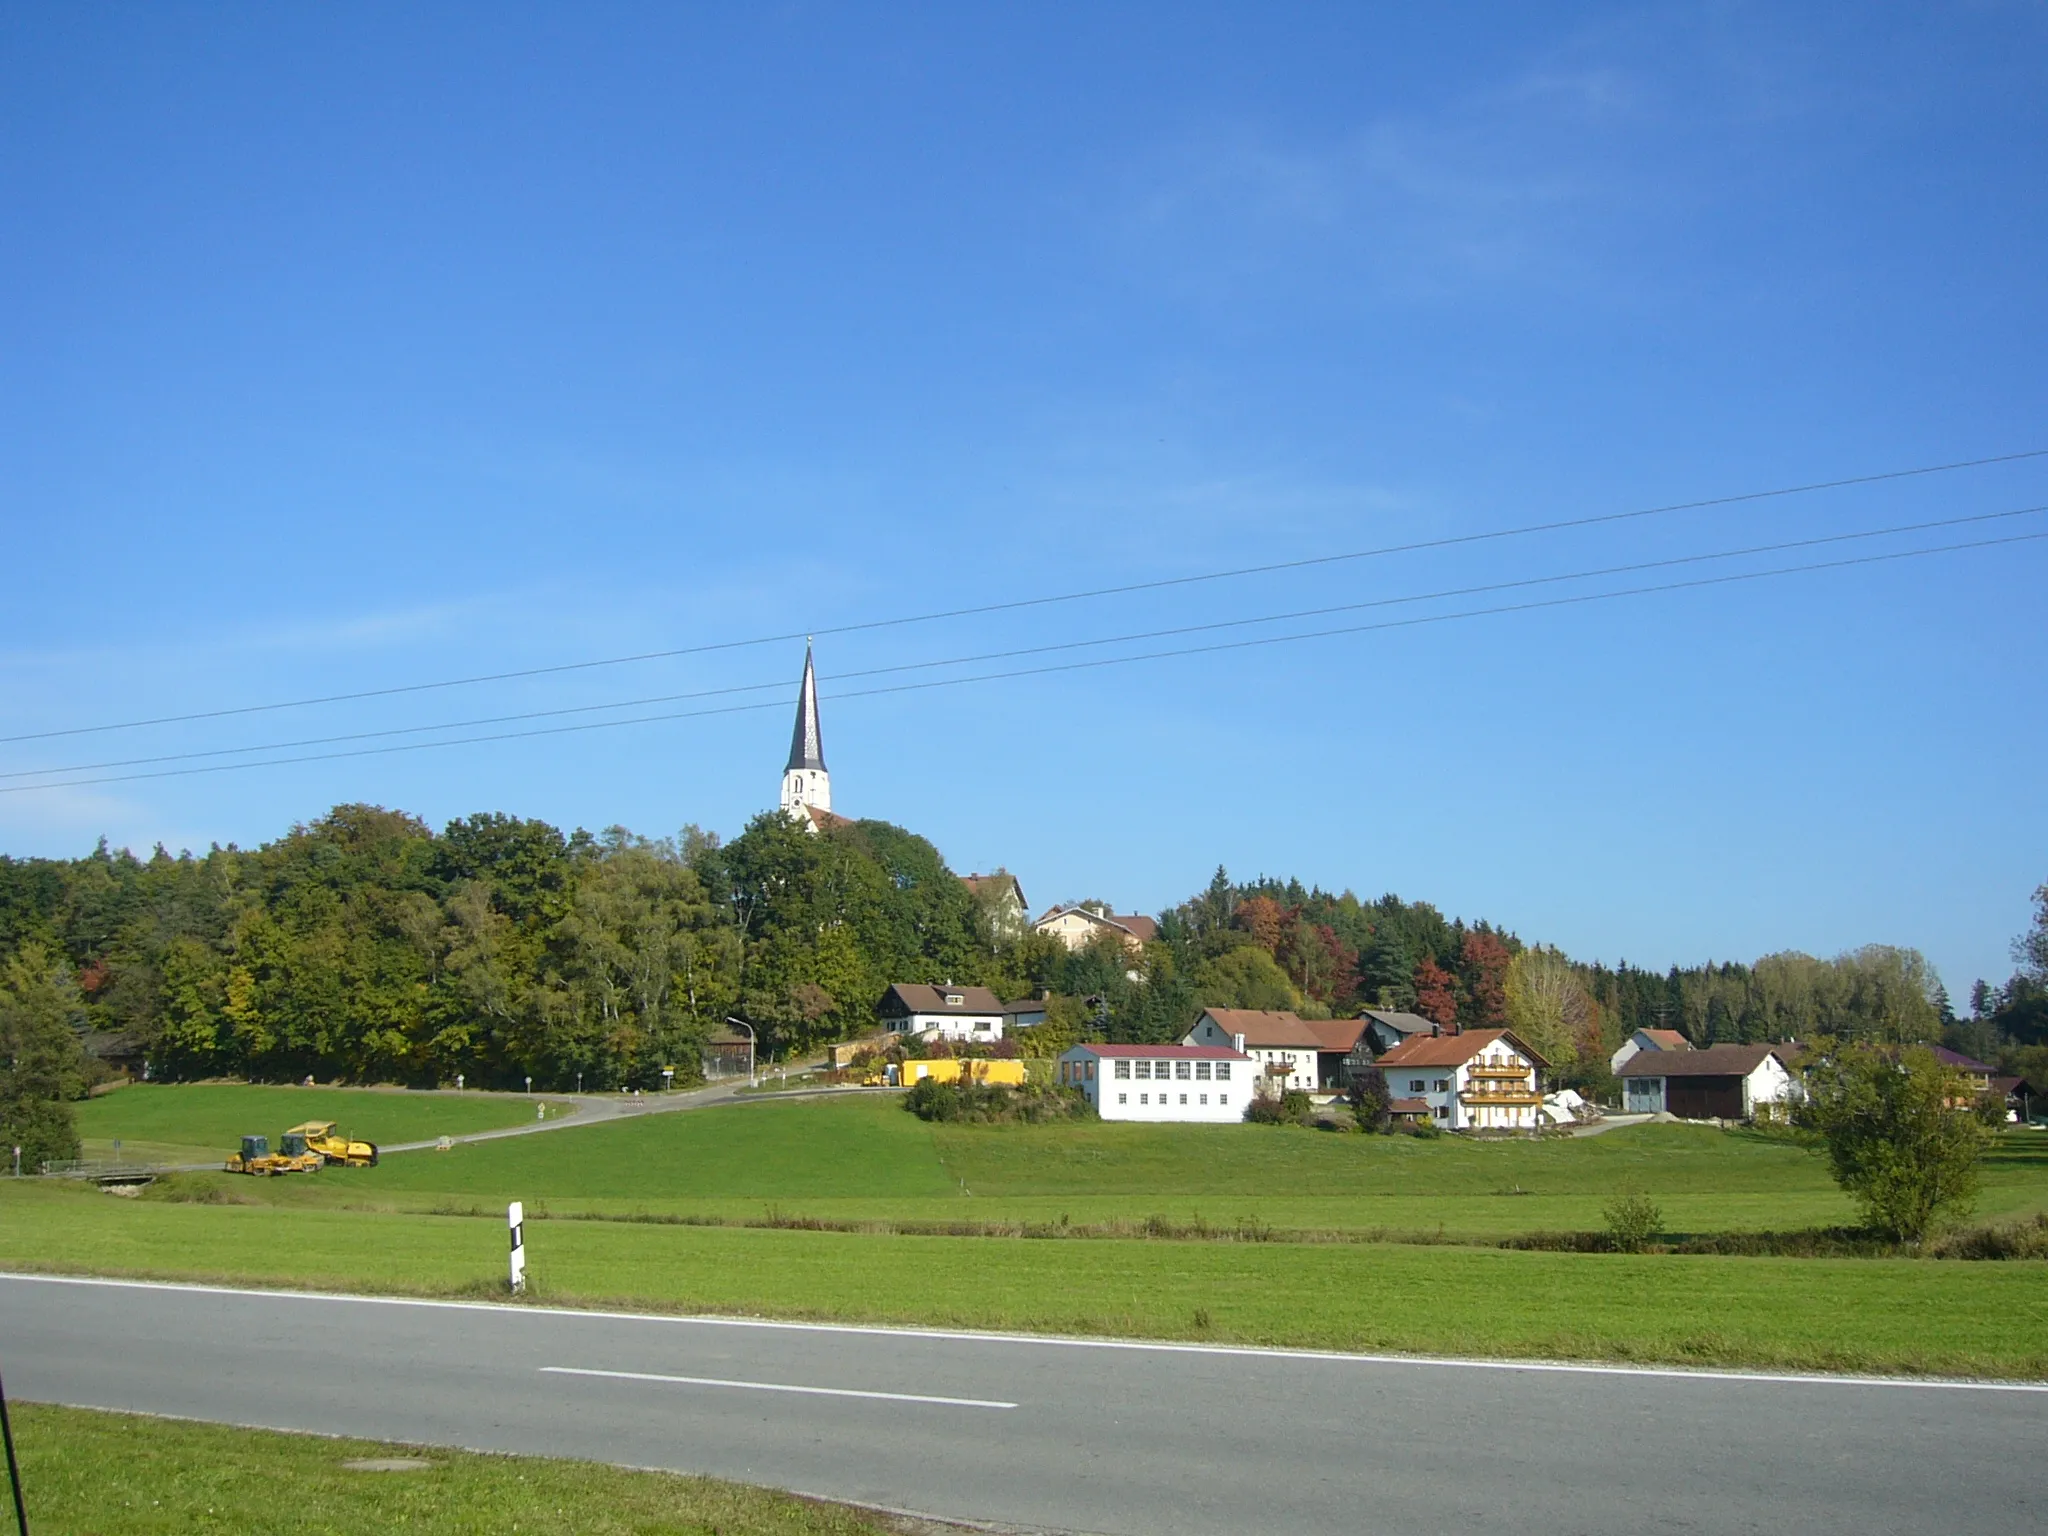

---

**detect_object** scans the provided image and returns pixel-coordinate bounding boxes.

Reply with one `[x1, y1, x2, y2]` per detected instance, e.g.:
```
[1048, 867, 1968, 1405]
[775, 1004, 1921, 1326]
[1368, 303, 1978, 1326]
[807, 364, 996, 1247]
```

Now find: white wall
[889, 1013, 1005, 1042]
[1062, 1051, 1248, 1123]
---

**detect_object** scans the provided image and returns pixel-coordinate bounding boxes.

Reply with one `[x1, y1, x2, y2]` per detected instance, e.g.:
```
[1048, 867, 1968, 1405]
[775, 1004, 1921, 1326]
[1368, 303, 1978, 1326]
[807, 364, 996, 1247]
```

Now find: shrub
[1403, 1117, 1443, 1139]
[1346, 1067, 1391, 1133]
[903, 1078, 1090, 1125]
[1602, 1191, 1666, 1253]
[1243, 1089, 1314, 1126]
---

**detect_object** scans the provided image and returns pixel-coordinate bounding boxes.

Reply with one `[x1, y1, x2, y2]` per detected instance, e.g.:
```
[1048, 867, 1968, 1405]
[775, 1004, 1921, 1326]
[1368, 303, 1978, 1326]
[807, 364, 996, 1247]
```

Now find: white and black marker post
[508, 1200, 526, 1294]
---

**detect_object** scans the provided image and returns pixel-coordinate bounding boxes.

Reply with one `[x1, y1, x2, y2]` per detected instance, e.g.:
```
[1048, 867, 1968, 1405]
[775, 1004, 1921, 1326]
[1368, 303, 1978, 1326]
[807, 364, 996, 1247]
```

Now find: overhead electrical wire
[4, 501, 2043, 784]
[4, 525, 2042, 795]
[5, 444, 2044, 746]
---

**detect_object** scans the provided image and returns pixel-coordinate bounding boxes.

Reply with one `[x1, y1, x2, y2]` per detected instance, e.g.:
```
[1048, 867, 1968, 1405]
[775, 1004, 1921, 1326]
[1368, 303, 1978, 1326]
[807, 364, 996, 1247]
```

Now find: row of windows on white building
[1113, 1059, 1233, 1081]
[1116, 1090, 1229, 1107]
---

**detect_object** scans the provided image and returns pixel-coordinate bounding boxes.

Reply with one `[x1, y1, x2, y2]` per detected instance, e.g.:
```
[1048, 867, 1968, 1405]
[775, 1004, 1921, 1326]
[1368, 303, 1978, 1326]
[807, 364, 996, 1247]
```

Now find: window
[1139, 1093, 1148, 1105]
[1410, 1079, 1425, 1093]
[1179, 1093, 1188, 1105]
[1085, 1061, 1096, 1080]
[1114, 1060, 1131, 1079]
[1118, 1093, 1127, 1105]
[1195, 1061, 1211, 1080]
[1176, 1060, 1192, 1080]
[1216, 1062, 1231, 1080]
[1134, 1060, 1150, 1080]
[1220, 1094, 1229, 1105]
[1434, 1105, 1449, 1119]
[945, 994, 963, 1006]
[1435, 1079, 1449, 1092]
[1200, 1094, 1208, 1105]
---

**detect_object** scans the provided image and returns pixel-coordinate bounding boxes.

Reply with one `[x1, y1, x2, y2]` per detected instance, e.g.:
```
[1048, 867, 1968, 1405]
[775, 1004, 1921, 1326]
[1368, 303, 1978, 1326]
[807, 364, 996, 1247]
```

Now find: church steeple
[780, 642, 832, 823]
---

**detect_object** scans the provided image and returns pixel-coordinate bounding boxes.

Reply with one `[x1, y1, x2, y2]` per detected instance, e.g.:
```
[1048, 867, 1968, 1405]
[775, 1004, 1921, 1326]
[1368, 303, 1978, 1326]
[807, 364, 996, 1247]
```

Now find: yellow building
[895, 1058, 1029, 1088]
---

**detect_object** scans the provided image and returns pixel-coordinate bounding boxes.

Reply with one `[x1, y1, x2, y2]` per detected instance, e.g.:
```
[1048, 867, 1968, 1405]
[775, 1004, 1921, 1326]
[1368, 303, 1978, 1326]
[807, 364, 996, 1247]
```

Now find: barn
[1617, 1044, 1798, 1121]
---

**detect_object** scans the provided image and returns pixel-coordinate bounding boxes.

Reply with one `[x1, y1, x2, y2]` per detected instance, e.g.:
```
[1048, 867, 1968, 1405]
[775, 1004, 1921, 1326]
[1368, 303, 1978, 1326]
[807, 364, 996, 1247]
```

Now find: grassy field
[75, 1084, 577, 1165]
[3, 1177, 2046, 1377]
[12, 1089, 2048, 1378]
[7, 1402, 896, 1536]
[102, 1090, 2048, 1240]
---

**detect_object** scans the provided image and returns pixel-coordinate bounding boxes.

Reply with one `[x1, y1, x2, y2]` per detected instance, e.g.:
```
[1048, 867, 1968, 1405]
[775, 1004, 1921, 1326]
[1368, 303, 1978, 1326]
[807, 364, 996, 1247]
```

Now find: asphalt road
[5, 1275, 2043, 1534]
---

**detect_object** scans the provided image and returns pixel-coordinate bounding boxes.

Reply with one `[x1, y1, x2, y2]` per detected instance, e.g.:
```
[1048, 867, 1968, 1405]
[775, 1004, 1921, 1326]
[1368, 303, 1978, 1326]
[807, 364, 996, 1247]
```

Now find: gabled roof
[1386, 1097, 1431, 1114]
[1357, 1010, 1440, 1038]
[1303, 1017, 1373, 1053]
[964, 873, 1028, 910]
[1635, 1028, 1693, 1052]
[1033, 905, 1157, 943]
[1376, 1027, 1549, 1070]
[1616, 1043, 1788, 1078]
[801, 804, 851, 832]
[879, 983, 1005, 1016]
[1195, 1008, 1326, 1049]
[1933, 1045, 1997, 1074]
[786, 644, 826, 772]
[1064, 1043, 1252, 1060]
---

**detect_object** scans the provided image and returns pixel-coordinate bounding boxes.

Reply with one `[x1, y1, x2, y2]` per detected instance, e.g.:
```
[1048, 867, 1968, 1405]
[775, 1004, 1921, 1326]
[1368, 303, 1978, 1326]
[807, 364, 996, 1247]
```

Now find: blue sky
[2, 3, 2044, 992]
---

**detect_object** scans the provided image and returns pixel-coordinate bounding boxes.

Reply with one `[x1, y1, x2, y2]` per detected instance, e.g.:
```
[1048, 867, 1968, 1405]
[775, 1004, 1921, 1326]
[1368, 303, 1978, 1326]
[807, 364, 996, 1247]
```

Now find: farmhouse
[1373, 1028, 1548, 1131]
[1180, 1008, 1325, 1093]
[1059, 1043, 1253, 1122]
[1608, 1027, 1693, 1074]
[877, 983, 1007, 1042]
[1617, 1044, 1797, 1120]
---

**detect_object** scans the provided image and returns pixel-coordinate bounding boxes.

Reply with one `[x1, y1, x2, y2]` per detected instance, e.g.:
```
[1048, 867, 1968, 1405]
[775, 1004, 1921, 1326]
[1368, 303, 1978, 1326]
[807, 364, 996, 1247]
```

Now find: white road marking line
[541, 1365, 1016, 1409]
[8, 1273, 2047, 1394]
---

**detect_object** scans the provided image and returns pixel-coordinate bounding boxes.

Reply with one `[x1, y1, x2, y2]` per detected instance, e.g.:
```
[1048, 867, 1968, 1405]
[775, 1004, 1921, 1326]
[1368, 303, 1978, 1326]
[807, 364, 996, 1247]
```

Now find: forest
[2, 802, 2044, 1109]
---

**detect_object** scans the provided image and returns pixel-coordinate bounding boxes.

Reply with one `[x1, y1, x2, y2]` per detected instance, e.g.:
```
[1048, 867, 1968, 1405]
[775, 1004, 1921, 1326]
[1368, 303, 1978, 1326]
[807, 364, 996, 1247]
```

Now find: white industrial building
[1059, 1043, 1255, 1122]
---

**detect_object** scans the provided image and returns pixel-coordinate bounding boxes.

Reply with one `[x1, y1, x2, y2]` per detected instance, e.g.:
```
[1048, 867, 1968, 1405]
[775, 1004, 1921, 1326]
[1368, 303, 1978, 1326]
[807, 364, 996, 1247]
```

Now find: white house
[1618, 1044, 1797, 1120]
[1608, 1027, 1693, 1075]
[1373, 1028, 1548, 1131]
[1181, 1008, 1325, 1094]
[876, 983, 1006, 1043]
[1059, 1043, 1254, 1123]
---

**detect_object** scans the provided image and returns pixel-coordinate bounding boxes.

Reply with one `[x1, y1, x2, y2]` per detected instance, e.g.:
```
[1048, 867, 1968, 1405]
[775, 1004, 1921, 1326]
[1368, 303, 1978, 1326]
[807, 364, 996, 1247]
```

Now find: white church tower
[780, 642, 831, 824]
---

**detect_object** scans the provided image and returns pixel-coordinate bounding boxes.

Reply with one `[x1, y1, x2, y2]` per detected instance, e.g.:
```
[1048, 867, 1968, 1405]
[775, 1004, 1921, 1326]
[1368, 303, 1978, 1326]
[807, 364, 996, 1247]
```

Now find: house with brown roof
[876, 983, 1008, 1043]
[1375, 1028, 1548, 1131]
[1609, 1027, 1694, 1075]
[1180, 1008, 1351, 1095]
[1032, 903, 1158, 954]
[1617, 1044, 1797, 1121]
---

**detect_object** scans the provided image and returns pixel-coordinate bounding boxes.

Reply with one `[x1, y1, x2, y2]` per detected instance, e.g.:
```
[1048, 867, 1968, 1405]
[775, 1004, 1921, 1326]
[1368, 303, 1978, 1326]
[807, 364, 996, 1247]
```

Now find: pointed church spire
[785, 641, 826, 773]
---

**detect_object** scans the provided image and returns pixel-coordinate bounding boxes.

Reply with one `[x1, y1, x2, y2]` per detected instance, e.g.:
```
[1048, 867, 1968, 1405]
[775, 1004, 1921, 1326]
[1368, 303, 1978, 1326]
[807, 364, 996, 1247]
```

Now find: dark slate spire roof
[785, 643, 826, 772]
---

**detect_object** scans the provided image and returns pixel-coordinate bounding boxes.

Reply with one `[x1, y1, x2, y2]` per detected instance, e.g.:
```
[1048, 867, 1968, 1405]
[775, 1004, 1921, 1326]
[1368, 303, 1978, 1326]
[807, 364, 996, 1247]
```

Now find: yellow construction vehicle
[224, 1133, 323, 1177]
[287, 1121, 380, 1167]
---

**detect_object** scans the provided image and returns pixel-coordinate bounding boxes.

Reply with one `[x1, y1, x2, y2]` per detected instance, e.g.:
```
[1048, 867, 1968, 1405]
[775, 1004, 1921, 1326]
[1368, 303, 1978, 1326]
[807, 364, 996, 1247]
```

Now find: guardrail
[35, 1160, 161, 1186]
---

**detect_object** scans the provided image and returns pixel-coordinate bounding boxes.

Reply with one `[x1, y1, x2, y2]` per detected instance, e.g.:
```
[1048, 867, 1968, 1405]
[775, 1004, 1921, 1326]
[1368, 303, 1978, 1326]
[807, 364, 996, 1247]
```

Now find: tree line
[4, 801, 2044, 1166]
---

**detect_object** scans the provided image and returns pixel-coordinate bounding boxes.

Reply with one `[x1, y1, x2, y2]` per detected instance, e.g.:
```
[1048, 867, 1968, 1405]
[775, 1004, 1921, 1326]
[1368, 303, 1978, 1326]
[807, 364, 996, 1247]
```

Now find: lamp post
[724, 1017, 758, 1088]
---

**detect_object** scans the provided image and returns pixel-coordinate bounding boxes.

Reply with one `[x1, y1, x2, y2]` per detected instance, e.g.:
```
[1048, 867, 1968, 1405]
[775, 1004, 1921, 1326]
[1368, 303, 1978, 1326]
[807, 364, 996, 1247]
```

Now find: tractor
[288, 1121, 380, 1167]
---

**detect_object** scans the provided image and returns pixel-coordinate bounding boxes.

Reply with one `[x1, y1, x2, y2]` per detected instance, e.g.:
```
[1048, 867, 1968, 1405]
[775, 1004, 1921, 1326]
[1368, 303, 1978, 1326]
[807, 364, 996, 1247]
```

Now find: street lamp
[724, 1017, 758, 1088]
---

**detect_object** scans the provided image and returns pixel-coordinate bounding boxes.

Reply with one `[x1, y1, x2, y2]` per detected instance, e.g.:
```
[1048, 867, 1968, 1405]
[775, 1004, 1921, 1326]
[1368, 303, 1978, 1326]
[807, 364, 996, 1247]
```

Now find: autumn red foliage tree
[1459, 928, 1514, 1027]
[1412, 956, 1460, 1028]
[1234, 896, 1287, 954]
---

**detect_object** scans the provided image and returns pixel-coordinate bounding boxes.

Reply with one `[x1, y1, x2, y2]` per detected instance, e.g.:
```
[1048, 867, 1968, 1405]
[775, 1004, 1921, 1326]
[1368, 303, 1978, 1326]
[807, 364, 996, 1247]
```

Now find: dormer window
[945, 993, 964, 1006]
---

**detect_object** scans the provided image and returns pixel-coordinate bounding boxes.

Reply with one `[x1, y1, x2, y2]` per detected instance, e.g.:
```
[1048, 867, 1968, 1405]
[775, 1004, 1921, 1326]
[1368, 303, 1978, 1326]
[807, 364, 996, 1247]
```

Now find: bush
[1402, 1117, 1443, 1139]
[1243, 1089, 1314, 1126]
[902, 1079, 1090, 1125]
[1346, 1067, 1391, 1133]
[1602, 1191, 1665, 1253]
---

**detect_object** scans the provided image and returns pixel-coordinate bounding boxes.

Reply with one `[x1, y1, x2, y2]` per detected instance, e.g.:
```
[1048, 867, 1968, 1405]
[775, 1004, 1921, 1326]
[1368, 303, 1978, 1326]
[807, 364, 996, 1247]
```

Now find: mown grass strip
[7, 1402, 896, 1535]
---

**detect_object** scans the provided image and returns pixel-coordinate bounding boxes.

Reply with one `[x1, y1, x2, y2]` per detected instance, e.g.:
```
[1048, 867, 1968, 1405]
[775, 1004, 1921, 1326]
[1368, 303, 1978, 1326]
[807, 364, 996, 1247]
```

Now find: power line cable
[6, 445, 2043, 746]
[6, 501, 2041, 782]
[4, 526, 2039, 796]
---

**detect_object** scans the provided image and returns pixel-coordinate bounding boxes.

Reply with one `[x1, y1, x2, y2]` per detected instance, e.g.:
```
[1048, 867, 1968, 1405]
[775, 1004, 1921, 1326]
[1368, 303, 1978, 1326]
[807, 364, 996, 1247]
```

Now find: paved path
[3, 1275, 2040, 1535]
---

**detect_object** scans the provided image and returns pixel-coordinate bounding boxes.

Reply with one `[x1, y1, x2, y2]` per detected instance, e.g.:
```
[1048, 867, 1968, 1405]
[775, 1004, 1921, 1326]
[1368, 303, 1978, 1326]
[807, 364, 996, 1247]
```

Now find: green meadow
[8, 1087, 2048, 1378]
[73, 1083, 577, 1165]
